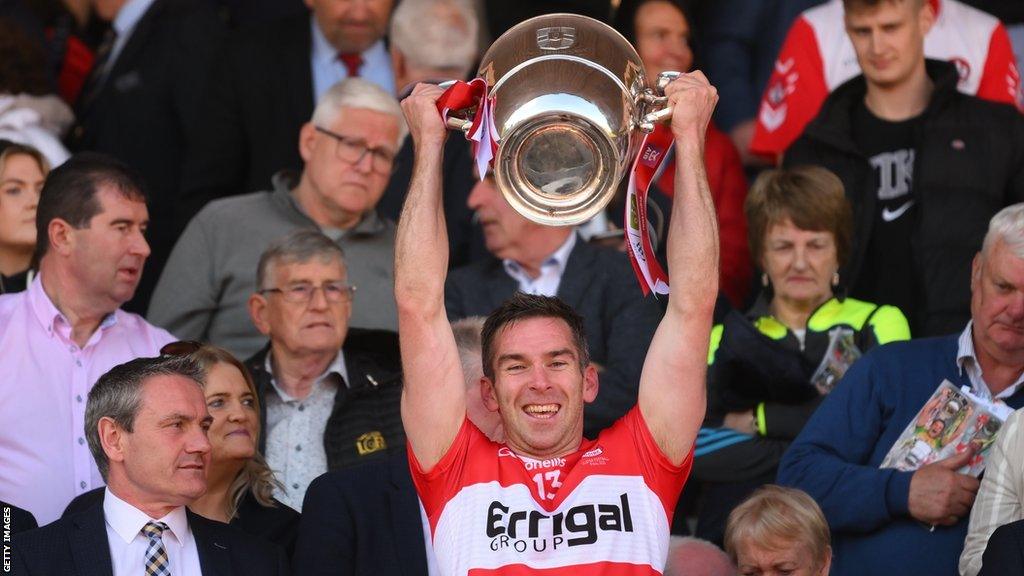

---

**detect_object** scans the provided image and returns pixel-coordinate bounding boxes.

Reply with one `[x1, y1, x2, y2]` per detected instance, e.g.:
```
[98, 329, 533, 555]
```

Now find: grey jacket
[148, 173, 397, 358]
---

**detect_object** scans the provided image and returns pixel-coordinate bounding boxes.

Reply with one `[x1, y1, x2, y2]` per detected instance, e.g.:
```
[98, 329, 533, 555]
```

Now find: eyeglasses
[258, 281, 357, 304]
[314, 126, 396, 174]
[160, 340, 203, 356]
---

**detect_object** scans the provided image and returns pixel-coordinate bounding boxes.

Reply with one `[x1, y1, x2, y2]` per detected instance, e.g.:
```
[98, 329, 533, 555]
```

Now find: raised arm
[638, 72, 720, 465]
[396, 84, 467, 471]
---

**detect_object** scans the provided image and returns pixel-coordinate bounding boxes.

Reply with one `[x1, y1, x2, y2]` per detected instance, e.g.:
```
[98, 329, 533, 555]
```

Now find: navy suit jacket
[445, 236, 664, 438]
[11, 498, 289, 575]
[1, 500, 37, 534]
[292, 452, 428, 576]
[178, 13, 313, 228]
[979, 518, 1024, 576]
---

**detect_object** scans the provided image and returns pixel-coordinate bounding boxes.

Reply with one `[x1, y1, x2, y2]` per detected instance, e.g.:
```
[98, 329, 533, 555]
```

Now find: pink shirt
[0, 276, 175, 525]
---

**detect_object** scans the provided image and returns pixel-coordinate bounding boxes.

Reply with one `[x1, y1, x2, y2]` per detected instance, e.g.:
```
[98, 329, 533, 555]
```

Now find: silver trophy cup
[446, 13, 678, 226]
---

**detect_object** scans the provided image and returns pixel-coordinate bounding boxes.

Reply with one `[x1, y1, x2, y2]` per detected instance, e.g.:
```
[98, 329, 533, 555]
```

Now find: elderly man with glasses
[242, 229, 403, 511]
[149, 77, 406, 359]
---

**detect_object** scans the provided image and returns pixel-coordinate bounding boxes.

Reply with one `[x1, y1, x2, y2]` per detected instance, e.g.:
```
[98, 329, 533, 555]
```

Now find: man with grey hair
[242, 229, 403, 511]
[779, 204, 1024, 575]
[11, 356, 288, 575]
[178, 0, 396, 220]
[150, 78, 405, 358]
[390, 0, 479, 94]
[961, 202, 1024, 575]
[379, 0, 486, 269]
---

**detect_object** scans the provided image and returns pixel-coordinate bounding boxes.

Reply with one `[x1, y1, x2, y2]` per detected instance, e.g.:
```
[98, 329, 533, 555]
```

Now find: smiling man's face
[482, 317, 598, 459]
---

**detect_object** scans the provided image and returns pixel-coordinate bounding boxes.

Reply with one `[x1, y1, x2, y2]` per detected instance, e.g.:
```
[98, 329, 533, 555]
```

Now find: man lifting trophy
[395, 13, 719, 573]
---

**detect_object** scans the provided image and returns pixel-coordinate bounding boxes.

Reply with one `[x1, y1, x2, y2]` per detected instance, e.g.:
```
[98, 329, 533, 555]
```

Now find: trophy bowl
[469, 13, 672, 226]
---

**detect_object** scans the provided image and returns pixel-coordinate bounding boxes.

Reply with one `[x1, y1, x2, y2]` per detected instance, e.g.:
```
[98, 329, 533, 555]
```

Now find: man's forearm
[395, 142, 448, 311]
[666, 133, 720, 316]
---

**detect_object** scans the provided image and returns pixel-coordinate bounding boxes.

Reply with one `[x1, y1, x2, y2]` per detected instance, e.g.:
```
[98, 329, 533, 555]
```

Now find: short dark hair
[35, 152, 147, 260]
[85, 355, 204, 481]
[480, 293, 590, 380]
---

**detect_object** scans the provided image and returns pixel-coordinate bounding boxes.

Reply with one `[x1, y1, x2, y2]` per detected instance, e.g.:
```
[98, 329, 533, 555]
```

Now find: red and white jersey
[751, 0, 1022, 159]
[410, 407, 692, 575]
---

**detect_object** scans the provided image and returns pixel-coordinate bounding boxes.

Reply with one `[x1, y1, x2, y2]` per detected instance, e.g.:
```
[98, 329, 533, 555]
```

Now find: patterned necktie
[141, 521, 172, 576]
[338, 52, 363, 77]
[78, 27, 118, 109]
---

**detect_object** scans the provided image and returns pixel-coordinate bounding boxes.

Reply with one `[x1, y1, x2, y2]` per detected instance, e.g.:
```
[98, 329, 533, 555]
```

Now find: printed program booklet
[880, 380, 1014, 477]
[809, 327, 861, 394]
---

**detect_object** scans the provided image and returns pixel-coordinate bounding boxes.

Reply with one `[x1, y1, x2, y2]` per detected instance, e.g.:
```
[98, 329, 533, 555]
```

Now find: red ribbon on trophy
[436, 78, 499, 179]
[625, 126, 673, 296]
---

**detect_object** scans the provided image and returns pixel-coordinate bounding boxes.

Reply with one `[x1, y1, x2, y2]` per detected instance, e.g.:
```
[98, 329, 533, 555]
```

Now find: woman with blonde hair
[725, 485, 831, 576]
[161, 341, 300, 554]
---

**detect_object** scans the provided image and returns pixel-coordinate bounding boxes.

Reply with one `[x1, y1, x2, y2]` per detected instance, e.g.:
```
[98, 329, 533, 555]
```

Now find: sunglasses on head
[160, 340, 204, 357]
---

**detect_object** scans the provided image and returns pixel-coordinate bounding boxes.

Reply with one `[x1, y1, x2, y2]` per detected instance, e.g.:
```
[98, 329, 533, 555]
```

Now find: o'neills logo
[520, 456, 566, 471]
[496, 447, 565, 471]
[486, 493, 633, 553]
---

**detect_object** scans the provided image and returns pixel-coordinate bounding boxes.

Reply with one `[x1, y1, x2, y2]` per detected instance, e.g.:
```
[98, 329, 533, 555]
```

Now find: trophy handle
[638, 71, 682, 133]
[437, 80, 475, 134]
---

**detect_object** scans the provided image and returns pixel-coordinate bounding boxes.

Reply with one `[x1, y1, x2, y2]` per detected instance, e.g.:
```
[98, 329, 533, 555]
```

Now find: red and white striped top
[410, 407, 693, 575]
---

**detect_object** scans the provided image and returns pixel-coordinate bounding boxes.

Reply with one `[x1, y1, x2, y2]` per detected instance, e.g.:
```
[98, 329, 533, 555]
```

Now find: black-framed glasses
[314, 126, 396, 174]
[258, 281, 357, 304]
[160, 340, 204, 356]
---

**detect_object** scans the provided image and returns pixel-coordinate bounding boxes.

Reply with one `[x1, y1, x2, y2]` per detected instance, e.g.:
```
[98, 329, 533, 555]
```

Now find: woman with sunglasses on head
[163, 341, 301, 556]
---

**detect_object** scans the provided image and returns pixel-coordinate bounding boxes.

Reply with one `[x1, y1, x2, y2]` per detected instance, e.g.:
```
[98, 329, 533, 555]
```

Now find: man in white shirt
[11, 355, 288, 575]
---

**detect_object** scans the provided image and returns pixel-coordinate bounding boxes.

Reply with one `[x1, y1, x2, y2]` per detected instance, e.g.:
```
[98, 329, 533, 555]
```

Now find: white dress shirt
[502, 233, 576, 297]
[103, 488, 203, 576]
[956, 321, 1024, 400]
[309, 16, 395, 100]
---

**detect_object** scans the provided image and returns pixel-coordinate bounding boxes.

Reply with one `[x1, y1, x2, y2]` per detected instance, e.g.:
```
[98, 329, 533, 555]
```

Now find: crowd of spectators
[3, 0, 1024, 573]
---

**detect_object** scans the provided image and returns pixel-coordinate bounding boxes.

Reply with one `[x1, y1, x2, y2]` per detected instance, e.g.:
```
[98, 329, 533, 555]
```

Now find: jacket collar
[67, 502, 115, 576]
[187, 510, 232, 576]
[271, 170, 388, 238]
[801, 59, 961, 153]
[65, 496, 233, 576]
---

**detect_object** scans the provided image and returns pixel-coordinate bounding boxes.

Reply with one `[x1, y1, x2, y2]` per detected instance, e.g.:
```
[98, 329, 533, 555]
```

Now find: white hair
[982, 203, 1024, 260]
[311, 77, 409, 148]
[389, 0, 479, 78]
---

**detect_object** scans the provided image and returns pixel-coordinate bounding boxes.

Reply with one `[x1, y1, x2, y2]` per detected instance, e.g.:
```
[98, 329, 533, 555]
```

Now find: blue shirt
[107, 0, 158, 75]
[309, 16, 394, 100]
